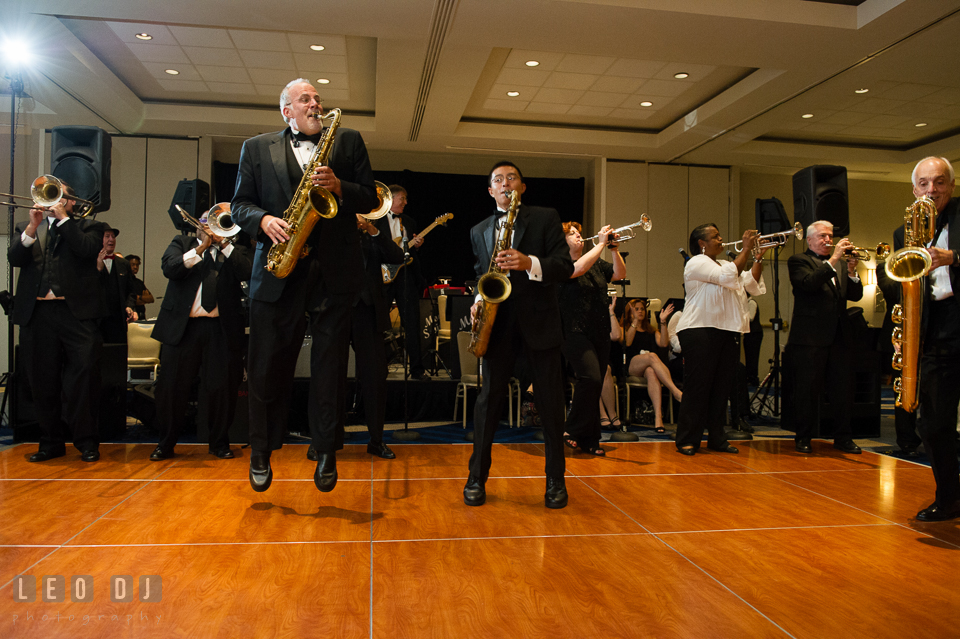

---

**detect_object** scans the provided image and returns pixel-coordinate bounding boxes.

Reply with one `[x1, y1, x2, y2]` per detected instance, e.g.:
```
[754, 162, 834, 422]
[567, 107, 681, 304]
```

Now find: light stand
[749, 246, 784, 419]
[3, 67, 24, 427]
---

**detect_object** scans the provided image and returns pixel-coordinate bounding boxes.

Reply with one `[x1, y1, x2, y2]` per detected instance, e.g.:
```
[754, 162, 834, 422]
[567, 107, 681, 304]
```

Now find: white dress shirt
[182, 240, 235, 318]
[676, 255, 766, 334]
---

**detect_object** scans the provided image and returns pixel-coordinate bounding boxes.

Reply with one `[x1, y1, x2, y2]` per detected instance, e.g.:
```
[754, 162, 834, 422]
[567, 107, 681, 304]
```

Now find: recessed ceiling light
[317, 78, 330, 84]
[801, 113, 814, 119]
[640, 101, 653, 107]
[674, 72, 689, 79]
[506, 91, 520, 97]
[135, 33, 152, 41]
[916, 122, 928, 127]
[164, 69, 180, 75]
[855, 88, 869, 94]
[525, 60, 539, 67]
[310, 44, 325, 51]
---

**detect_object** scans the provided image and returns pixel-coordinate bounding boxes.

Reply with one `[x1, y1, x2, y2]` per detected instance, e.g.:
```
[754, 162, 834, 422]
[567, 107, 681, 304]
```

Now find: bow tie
[293, 130, 323, 145]
[103, 255, 115, 261]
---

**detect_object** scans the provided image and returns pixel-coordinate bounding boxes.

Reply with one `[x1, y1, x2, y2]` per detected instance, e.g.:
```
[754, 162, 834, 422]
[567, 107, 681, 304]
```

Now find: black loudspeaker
[792, 165, 849, 237]
[167, 179, 210, 232]
[756, 197, 791, 235]
[51, 126, 112, 214]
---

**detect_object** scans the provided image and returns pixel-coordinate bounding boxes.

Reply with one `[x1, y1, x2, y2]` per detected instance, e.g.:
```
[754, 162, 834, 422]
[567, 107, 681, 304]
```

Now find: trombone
[0, 174, 96, 218]
[721, 222, 803, 255]
[586, 214, 652, 246]
[176, 203, 240, 242]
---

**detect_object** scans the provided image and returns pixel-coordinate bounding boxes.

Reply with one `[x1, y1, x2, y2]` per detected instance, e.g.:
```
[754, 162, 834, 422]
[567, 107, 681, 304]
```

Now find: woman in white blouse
[675, 224, 767, 455]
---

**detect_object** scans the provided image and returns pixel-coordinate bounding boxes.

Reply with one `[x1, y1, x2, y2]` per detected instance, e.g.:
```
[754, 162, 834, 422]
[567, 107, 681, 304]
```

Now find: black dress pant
[342, 300, 388, 444]
[20, 300, 102, 453]
[787, 333, 854, 442]
[562, 331, 609, 449]
[155, 317, 242, 452]
[676, 327, 738, 451]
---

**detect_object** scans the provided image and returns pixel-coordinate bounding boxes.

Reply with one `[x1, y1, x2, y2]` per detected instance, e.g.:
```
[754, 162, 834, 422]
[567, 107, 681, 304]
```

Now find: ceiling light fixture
[164, 69, 180, 75]
[640, 101, 653, 107]
[506, 91, 520, 97]
[2, 38, 32, 68]
[916, 122, 927, 127]
[317, 78, 330, 84]
[855, 88, 869, 94]
[135, 33, 153, 41]
[674, 72, 689, 79]
[801, 113, 814, 119]
[310, 44, 325, 51]
[525, 60, 539, 67]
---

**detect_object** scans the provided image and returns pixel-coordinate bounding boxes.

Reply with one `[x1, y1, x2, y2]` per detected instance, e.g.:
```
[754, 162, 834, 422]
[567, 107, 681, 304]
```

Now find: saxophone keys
[891, 353, 903, 371]
[891, 326, 903, 343]
[891, 304, 903, 324]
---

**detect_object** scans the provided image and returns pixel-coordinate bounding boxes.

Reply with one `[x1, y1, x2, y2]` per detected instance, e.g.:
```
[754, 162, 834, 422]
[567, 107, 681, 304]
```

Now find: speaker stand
[393, 326, 419, 441]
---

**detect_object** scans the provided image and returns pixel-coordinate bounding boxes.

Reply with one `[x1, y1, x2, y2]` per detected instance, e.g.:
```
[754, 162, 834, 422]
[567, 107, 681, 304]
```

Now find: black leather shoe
[210, 448, 234, 459]
[249, 453, 272, 493]
[306, 446, 317, 462]
[677, 447, 696, 456]
[916, 502, 960, 522]
[901, 446, 920, 459]
[796, 439, 813, 454]
[833, 440, 862, 454]
[314, 453, 338, 492]
[463, 476, 486, 506]
[708, 444, 739, 454]
[367, 442, 396, 459]
[545, 476, 568, 509]
[417, 373, 432, 382]
[29, 449, 65, 463]
[80, 449, 100, 462]
[150, 446, 174, 461]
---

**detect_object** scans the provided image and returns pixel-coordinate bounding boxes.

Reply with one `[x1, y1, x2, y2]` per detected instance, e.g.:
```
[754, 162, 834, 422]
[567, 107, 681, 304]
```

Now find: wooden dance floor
[1, 439, 959, 638]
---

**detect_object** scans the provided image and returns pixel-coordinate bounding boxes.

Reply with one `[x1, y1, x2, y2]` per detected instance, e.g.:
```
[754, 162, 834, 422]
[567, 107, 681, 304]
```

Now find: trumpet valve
[891, 304, 903, 324]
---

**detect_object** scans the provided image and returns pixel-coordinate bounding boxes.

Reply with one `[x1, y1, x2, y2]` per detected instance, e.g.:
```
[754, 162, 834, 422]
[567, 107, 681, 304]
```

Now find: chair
[453, 332, 520, 429]
[127, 322, 162, 383]
[624, 298, 673, 423]
[437, 294, 451, 351]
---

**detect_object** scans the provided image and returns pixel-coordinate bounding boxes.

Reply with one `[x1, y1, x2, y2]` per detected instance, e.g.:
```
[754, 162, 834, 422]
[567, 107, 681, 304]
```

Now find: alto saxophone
[469, 189, 520, 357]
[885, 195, 937, 412]
[266, 108, 341, 278]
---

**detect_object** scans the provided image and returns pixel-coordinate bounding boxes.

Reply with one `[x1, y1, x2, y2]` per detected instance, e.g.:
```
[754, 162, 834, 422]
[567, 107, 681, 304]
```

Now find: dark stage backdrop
[212, 163, 586, 289]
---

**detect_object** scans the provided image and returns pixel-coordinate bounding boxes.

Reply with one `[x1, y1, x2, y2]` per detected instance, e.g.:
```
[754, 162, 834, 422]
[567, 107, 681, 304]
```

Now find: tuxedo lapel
[480, 216, 497, 262]
[268, 132, 295, 204]
[512, 205, 527, 250]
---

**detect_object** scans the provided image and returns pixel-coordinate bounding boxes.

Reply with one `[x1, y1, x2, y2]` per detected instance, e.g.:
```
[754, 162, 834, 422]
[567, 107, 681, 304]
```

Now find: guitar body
[381, 213, 454, 284]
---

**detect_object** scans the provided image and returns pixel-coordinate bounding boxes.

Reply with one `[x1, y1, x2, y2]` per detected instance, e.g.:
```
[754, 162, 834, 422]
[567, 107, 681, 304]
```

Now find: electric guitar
[382, 213, 453, 284]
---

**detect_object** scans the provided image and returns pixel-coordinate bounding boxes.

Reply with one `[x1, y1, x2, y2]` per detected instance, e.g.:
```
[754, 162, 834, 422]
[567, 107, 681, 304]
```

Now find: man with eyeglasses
[233, 78, 379, 494]
[463, 161, 574, 509]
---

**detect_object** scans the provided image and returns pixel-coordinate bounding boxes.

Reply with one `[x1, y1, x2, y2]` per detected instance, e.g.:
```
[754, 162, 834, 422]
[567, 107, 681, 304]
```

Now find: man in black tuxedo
[233, 78, 379, 493]
[149, 214, 252, 461]
[8, 184, 107, 462]
[97, 227, 137, 343]
[308, 214, 405, 462]
[463, 161, 574, 509]
[786, 221, 863, 454]
[908, 156, 960, 521]
[382, 185, 429, 381]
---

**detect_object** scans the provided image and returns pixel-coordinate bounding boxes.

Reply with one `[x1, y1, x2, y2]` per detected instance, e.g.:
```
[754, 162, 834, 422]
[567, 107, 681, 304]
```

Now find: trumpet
[585, 215, 652, 246]
[721, 222, 803, 256]
[829, 242, 891, 261]
[0, 174, 96, 218]
[176, 203, 240, 241]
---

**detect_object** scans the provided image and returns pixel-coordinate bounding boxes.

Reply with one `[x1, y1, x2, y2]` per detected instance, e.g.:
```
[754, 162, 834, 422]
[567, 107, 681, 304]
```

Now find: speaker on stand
[51, 126, 112, 214]
[792, 165, 849, 236]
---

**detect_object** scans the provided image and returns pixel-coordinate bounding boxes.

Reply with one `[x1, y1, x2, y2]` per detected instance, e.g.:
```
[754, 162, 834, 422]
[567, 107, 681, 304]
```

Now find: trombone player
[8, 180, 107, 462]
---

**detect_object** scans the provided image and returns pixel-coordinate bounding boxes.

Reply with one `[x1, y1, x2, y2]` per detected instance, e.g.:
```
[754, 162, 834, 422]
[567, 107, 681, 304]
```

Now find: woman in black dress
[622, 299, 683, 433]
[559, 221, 626, 455]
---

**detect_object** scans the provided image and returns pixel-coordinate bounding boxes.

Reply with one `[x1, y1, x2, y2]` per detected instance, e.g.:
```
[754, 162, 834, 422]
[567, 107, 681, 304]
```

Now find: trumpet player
[786, 221, 863, 455]
[909, 156, 960, 522]
[150, 211, 252, 461]
[463, 162, 573, 509]
[233, 78, 379, 494]
[8, 181, 107, 463]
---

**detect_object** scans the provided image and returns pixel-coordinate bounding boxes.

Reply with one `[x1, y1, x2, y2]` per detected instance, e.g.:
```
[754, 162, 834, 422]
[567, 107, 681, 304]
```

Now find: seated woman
[622, 299, 683, 433]
[599, 294, 622, 428]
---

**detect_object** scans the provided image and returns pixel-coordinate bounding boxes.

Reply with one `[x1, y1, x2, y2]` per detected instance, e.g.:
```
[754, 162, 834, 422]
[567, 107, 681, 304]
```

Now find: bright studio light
[3, 38, 32, 68]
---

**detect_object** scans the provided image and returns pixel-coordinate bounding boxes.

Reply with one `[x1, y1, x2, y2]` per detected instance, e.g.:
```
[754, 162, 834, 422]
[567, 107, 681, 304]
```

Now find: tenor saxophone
[469, 189, 520, 357]
[885, 195, 937, 412]
[266, 108, 341, 279]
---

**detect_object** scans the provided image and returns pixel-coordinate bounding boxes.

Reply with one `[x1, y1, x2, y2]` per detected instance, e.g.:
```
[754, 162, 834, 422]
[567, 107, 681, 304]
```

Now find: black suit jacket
[469, 204, 573, 350]
[363, 218, 405, 332]
[232, 126, 378, 303]
[151, 236, 253, 350]
[8, 218, 108, 325]
[101, 256, 138, 318]
[787, 249, 864, 348]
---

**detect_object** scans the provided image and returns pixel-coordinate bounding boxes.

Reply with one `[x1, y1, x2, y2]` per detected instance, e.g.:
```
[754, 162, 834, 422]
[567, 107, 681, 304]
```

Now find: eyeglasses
[491, 173, 520, 185]
[286, 95, 323, 107]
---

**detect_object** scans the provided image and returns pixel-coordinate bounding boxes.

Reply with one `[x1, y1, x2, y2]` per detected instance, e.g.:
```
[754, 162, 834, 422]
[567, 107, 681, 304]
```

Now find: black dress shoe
[545, 476, 568, 509]
[833, 440, 862, 454]
[249, 453, 272, 493]
[80, 449, 100, 463]
[150, 446, 174, 461]
[796, 439, 813, 454]
[708, 444, 739, 454]
[916, 501, 960, 522]
[306, 446, 317, 462]
[367, 442, 396, 459]
[314, 453, 338, 492]
[901, 446, 920, 459]
[29, 449, 65, 463]
[677, 447, 696, 456]
[463, 476, 486, 506]
[210, 448, 234, 460]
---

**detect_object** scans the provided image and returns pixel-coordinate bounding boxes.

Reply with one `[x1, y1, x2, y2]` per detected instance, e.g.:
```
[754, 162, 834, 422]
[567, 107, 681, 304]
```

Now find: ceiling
[3, 0, 960, 181]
